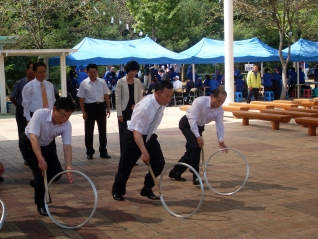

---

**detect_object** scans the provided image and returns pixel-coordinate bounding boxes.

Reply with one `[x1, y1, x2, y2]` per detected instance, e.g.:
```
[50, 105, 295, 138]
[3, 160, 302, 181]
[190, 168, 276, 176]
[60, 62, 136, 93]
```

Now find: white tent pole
[261, 62, 263, 77]
[60, 53, 67, 97]
[0, 53, 6, 114]
[224, 0, 234, 104]
[192, 64, 195, 88]
[297, 62, 299, 98]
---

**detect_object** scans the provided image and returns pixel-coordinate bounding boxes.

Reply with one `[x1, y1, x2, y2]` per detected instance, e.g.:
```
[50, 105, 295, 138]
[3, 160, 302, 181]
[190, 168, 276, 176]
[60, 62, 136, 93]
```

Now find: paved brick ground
[1, 106, 318, 239]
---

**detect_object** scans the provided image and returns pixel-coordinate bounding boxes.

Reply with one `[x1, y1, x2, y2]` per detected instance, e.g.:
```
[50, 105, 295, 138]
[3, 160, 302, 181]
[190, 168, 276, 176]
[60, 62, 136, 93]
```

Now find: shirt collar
[35, 78, 45, 86]
[151, 94, 161, 109]
[46, 109, 53, 122]
[206, 97, 212, 108]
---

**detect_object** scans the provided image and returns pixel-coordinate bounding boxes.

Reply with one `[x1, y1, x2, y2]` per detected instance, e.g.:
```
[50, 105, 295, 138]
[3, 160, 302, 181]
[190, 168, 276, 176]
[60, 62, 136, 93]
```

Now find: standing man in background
[10, 62, 35, 165]
[77, 64, 111, 160]
[22, 62, 55, 122]
[246, 64, 261, 103]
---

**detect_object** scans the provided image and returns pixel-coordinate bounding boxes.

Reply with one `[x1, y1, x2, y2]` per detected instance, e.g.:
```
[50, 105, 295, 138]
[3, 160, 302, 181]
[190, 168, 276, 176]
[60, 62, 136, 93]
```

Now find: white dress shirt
[22, 79, 56, 121]
[173, 80, 183, 89]
[77, 77, 110, 103]
[128, 94, 164, 135]
[186, 96, 224, 141]
[25, 108, 72, 146]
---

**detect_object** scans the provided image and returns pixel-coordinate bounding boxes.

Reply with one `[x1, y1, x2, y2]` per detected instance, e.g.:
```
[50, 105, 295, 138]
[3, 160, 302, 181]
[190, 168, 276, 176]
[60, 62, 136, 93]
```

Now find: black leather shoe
[140, 187, 160, 200]
[169, 171, 186, 182]
[100, 154, 111, 159]
[112, 193, 124, 201]
[193, 176, 204, 185]
[0, 176, 3, 182]
[24, 161, 29, 165]
[87, 155, 93, 160]
[37, 206, 48, 216]
[30, 179, 34, 188]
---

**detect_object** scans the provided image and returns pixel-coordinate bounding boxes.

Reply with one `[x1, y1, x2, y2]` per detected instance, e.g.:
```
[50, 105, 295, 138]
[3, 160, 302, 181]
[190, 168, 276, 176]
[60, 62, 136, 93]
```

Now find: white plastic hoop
[44, 170, 98, 229]
[159, 163, 204, 218]
[0, 200, 6, 229]
[203, 148, 249, 196]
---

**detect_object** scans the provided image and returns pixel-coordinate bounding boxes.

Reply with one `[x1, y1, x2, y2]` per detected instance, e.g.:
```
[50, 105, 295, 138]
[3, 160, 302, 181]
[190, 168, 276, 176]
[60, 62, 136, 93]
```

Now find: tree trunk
[280, 64, 288, 99]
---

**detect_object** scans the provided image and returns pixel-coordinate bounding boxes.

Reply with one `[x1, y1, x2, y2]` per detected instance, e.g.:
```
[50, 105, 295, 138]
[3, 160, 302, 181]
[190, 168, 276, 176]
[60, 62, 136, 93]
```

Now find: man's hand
[0, 162, 5, 176]
[65, 166, 74, 184]
[82, 112, 88, 121]
[118, 116, 124, 123]
[106, 108, 111, 118]
[131, 104, 135, 110]
[219, 140, 228, 153]
[140, 150, 150, 165]
[197, 136, 204, 148]
[38, 158, 48, 176]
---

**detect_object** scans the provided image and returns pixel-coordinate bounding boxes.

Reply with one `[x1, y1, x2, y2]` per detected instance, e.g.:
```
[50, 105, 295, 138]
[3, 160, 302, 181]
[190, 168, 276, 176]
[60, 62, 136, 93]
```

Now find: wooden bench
[295, 117, 318, 136]
[179, 105, 249, 112]
[260, 109, 318, 118]
[287, 108, 318, 114]
[229, 102, 275, 110]
[251, 101, 298, 109]
[232, 111, 291, 130]
[274, 100, 301, 105]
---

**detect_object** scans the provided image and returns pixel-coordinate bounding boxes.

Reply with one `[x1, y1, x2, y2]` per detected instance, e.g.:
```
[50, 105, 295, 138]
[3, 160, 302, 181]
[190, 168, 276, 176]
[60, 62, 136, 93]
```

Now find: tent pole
[297, 62, 299, 98]
[0, 53, 6, 115]
[192, 64, 195, 89]
[224, 0, 234, 104]
[60, 53, 67, 97]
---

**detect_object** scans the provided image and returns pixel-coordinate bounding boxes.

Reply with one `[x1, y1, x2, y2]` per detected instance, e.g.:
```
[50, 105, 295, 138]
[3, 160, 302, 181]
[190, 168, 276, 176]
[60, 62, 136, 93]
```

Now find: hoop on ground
[203, 148, 249, 196]
[44, 170, 98, 229]
[159, 163, 204, 218]
[0, 199, 6, 229]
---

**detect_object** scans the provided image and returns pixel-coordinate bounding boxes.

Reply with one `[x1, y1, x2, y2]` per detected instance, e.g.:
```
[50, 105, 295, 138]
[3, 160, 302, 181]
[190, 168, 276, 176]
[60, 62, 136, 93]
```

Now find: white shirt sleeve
[103, 80, 111, 94]
[76, 82, 85, 98]
[215, 108, 224, 142]
[27, 110, 42, 136]
[128, 108, 150, 133]
[187, 100, 201, 138]
[61, 122, 72, 145]
[22, 83, 32, 121]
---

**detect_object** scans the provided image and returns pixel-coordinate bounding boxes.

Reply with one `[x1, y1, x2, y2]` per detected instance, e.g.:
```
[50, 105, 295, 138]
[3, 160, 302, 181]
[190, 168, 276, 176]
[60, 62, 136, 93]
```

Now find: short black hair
[56, 97, 75, 112]
[155, 80, 173, 92]
[86, 63, 98, 72]
[212, 86, 227, 98]
[205, 74, 210, 80]
[33, 62, 46, 71]
[26, 62, 33, 70]
[125, 61, 140, 73]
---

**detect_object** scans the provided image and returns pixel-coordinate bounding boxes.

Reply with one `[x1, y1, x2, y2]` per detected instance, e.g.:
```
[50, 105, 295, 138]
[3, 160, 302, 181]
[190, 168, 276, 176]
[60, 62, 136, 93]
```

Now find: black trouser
[246, 88, 259, 103]
[15, 105, 27, 139]
[112, 130, 165, 195]
[19, 133, 63, 207]
[272, 80, 280, 100]
[110, 92, 116, 109]
[170, 115, 204, 177]
[84, 102, 107, 156]
[118, 107, 133, 157]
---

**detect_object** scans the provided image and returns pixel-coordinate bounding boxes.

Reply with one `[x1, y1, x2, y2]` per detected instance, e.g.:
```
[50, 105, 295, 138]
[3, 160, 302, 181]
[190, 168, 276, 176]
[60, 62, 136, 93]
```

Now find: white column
[60, 53, 67, 97]
[224, 0, 234, 104]
[43, 58, 49, 80]
[0, 53, 7, 114]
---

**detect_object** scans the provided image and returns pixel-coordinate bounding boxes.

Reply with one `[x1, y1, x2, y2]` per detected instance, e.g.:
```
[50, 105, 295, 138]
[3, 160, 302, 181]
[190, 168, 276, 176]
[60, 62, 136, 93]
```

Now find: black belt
[85, 101, 105, 105]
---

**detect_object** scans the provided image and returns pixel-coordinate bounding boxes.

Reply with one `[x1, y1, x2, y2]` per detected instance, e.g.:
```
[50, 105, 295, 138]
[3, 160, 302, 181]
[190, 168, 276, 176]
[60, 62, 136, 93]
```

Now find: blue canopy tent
[180, 37, 284, 63]
[282, 38, 318, 62]
[49, 36, 192, 66]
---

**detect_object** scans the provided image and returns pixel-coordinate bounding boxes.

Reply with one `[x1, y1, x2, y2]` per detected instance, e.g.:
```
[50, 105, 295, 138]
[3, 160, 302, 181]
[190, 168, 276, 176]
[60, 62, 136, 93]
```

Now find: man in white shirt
[169, 86, 228, 185]
[19, 97, 75, 216]
[173, 75, 183, 89]
[112, 81, 174, 201]
[77, 64, 111, 160]
[22, 62, 55, 122]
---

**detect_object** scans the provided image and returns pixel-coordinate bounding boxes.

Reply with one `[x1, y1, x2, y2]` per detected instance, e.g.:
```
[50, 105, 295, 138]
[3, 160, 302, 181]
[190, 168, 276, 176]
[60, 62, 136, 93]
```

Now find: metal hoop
[159, 163, 204, 218]
[0, 200, 6, 229]
[204, 148, 249, 196]
[44, 170, 98, 229]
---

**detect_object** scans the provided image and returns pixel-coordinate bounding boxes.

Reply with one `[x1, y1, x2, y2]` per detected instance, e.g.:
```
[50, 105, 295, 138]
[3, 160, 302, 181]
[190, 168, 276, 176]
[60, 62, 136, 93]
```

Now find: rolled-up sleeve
[215, 108, 224, 142]
[187, 101, 201, 138]
[22, 84, 32, 121]
[61, 123, 72, 145]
